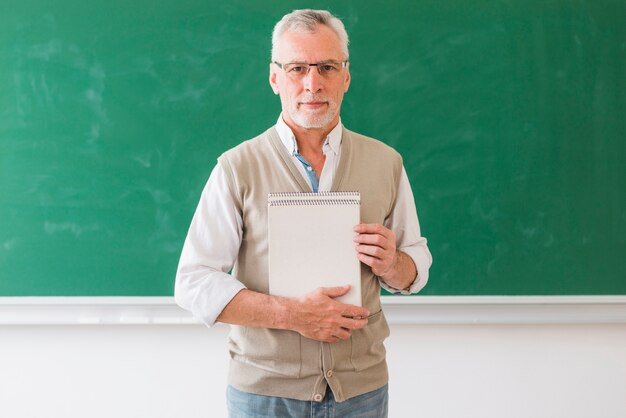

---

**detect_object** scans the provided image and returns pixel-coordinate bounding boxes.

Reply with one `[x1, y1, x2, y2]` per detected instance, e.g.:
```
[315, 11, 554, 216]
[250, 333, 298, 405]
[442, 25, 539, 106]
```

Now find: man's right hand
[217, 286, 369, 343]
[289, 286, 369, 343]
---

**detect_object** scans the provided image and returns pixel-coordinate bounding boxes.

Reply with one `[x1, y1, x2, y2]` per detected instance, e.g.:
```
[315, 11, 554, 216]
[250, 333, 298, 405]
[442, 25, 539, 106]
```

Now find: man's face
[269, 24, 351, 131]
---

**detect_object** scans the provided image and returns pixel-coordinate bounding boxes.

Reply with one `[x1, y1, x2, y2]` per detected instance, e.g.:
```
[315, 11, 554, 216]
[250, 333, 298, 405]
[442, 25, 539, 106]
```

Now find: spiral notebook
[267, 191, 362, 306]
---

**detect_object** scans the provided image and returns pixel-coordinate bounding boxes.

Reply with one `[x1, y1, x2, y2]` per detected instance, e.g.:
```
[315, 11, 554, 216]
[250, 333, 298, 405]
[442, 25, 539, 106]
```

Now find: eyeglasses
[273, 60, 349, 80]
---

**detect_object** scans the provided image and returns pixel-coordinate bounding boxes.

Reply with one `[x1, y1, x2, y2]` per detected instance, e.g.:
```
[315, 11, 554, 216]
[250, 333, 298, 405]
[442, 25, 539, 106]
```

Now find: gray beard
[290, 106, 338, 130]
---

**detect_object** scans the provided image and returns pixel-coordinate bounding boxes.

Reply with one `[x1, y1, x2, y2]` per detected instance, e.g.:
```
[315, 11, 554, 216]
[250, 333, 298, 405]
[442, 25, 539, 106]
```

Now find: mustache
[298, 95, 329, 102]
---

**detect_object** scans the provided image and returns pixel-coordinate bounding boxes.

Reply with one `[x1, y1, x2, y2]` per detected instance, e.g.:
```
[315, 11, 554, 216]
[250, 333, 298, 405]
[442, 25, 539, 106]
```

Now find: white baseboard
[1, 296, 625, 325]
[380, 295, 626, 325]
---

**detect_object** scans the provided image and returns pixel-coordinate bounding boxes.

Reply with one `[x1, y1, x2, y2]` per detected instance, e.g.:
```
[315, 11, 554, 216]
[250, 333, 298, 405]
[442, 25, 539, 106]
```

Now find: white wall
[1, 322, 625, 418]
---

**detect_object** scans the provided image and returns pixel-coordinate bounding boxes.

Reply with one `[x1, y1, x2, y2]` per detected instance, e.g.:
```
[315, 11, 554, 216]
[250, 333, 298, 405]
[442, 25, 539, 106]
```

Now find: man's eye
[321, 65, 337, 72]
[289, 66, 306, 73]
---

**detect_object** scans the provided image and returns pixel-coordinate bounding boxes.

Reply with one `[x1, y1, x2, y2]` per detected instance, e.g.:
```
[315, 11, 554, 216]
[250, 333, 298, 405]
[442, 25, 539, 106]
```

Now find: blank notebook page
[267, 191, 362, 306]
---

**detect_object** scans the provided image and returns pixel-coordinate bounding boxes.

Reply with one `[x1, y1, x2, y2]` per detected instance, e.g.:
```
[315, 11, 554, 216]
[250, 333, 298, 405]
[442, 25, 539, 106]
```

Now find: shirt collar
[275, 114, 343, 156]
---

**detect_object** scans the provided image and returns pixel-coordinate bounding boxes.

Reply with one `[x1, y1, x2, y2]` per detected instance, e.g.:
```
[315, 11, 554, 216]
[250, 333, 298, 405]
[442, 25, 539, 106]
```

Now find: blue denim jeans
[227, 384, 389, 418]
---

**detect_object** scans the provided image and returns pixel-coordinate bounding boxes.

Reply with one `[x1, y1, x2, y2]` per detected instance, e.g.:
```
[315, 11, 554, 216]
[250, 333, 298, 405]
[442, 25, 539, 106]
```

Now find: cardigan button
[313, 393, 324, 402]
[326, 370, 334, 378]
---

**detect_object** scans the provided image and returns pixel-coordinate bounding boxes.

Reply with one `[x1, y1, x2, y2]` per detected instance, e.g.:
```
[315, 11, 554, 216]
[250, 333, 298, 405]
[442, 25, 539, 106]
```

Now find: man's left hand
[353, 223, 398, 279]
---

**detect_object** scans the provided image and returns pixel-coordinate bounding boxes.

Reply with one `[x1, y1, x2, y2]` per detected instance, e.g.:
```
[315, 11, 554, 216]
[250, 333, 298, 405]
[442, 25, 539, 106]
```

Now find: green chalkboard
[1, 0, 625, 296]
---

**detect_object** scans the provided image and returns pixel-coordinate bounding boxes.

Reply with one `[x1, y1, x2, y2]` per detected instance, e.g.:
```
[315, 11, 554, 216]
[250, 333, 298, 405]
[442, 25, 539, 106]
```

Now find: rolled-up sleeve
[174, 163, 246, 327]
[381, 167, 433, 294]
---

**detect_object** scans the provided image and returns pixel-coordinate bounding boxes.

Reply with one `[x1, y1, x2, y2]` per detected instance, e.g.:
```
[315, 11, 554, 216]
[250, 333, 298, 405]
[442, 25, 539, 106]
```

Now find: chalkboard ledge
[1, 296, 625, 325]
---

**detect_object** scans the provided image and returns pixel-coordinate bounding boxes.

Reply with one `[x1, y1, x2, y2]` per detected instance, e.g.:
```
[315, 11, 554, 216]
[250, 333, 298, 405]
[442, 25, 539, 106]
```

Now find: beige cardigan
[218, 126, 403, 402]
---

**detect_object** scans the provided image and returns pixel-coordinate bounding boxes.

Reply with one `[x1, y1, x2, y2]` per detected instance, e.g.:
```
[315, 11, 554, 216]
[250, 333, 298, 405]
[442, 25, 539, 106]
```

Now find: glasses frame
[273, 60, 349, 78]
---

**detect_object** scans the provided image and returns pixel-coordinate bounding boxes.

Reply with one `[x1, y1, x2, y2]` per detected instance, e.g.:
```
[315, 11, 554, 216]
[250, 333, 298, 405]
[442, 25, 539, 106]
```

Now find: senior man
[175, 9, 432, 417]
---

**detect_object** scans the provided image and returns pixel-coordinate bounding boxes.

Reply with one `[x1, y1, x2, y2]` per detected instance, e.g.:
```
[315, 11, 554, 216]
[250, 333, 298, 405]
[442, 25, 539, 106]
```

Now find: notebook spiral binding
[269, 199, 360, 207]
[268, 191, 359, 198]
[268, 191, 360, 207]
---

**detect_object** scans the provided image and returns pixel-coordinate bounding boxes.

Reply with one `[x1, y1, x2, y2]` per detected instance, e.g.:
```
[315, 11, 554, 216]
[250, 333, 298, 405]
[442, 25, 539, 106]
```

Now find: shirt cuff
[188, 272, 247, 327]
[379, 246, 431, 295]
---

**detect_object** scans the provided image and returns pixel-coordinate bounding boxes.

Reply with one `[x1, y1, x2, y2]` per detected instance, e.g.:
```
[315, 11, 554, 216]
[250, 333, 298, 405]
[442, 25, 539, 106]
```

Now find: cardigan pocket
[349, 310, 389, 372]
[230, 326, 303, 378]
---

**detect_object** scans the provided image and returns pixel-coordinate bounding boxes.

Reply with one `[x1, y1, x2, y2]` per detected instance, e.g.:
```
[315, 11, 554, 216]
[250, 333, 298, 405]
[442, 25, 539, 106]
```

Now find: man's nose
[302, 66, 323, 92]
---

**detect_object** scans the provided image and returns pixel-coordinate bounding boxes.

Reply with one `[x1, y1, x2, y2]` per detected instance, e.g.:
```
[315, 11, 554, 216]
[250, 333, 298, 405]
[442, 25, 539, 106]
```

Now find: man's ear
[343, 67, 351, 93]
[269, 64, 280, 95]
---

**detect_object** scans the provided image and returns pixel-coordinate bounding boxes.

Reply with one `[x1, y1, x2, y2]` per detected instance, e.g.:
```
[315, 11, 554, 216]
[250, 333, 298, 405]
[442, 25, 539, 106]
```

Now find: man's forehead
[275, 26, 345, 62]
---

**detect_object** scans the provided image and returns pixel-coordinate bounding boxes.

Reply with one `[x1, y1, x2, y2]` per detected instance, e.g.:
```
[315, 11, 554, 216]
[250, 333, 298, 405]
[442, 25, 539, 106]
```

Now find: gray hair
[271, 9, 349, 61]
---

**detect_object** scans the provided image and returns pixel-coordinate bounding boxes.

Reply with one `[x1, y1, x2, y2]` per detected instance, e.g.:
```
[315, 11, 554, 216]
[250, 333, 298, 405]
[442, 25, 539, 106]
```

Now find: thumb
[319, 285, 351, 298]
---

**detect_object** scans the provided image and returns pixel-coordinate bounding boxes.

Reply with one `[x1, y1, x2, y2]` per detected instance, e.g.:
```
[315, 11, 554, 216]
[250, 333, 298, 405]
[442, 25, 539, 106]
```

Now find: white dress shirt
[175, 116, 433, 327]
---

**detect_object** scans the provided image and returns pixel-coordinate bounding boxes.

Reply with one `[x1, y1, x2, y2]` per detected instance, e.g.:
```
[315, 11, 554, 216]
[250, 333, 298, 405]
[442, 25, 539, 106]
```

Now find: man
[175, 9, 432, 417]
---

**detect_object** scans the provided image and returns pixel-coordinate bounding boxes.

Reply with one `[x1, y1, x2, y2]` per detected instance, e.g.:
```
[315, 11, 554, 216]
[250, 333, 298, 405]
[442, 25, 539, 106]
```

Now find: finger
[339, 303, 369, 318]
[356, 243, 386, 259]
[317, 285, 351, 298]
[339, 317, 368, 330]
[353, 232, 389, 247]
[357, 252, 390, 276]
[332, 328, 352, 340]
[354, 223, 392, 238]
[357, 252, 381, 270]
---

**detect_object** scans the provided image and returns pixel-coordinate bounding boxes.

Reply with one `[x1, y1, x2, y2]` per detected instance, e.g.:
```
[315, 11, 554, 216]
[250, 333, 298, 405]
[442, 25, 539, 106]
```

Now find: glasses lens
[282, 62, 344, 79]
[283, 63, 308, 78]
[318, 62, 342, 77]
